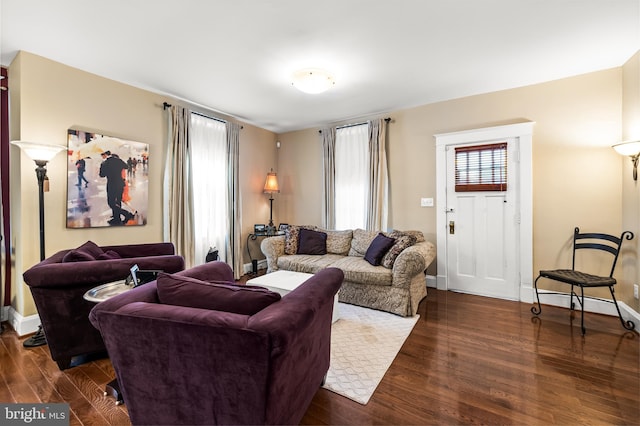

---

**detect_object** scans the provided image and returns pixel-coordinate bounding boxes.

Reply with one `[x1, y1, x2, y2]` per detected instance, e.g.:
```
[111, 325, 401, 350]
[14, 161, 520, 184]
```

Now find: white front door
[445, 139, 519, 300]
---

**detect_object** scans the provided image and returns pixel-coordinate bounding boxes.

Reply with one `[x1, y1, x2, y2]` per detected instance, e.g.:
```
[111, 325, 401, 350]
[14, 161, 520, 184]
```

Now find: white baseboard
[426, 275, 437, 288]
[243, 259, 267, 275]
[8, 307, 40, 336]
[0, 305, 9, 322]
[529, 288, 640, 325]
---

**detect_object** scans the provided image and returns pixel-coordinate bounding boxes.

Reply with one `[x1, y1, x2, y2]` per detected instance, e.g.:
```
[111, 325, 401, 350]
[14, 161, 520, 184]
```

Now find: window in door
[455, 142, 507, 192]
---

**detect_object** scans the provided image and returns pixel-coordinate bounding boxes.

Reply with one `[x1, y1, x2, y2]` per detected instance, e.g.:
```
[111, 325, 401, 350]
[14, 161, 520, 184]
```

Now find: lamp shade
[263, 170, 280, 193]
[612, 140, 640, 156]
[11, 141, 66, 162]
[292, 68, 335, 94]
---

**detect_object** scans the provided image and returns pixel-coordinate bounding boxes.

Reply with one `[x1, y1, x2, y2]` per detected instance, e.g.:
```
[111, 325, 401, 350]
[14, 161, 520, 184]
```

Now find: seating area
[22, 241, 185, 369]
[532, 227, 636, 335]
[261, 226, 436, 316]
[3, 5, 639, 424]
[89, 261, 343, 425]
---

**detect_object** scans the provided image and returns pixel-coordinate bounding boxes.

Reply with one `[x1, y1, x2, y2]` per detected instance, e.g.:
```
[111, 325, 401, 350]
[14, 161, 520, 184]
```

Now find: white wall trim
[426, 274, 437, 288]
[8, 307, 40, 336]
[528, 288, 640, 326]
[243, 259, 267, 275]
[434, 122, 535, 300]
[0, 305, 9, 322]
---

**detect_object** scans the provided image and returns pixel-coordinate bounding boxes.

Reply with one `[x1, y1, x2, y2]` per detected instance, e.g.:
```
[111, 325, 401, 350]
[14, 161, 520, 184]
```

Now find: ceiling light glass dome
[292, 68, 335, 94]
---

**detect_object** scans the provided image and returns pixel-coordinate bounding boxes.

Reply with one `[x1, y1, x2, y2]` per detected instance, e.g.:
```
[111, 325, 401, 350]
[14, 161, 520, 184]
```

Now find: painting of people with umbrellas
[66, 128, 149, 228]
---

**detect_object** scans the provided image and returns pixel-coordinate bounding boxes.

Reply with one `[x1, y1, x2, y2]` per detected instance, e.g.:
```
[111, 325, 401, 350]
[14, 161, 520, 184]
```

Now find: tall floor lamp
[263, 169, 280, 232]
[12, 141, 66, 347]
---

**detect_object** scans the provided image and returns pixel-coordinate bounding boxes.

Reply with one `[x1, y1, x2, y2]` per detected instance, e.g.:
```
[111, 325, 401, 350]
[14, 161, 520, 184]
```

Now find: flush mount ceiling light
[291, 68, 335, 94]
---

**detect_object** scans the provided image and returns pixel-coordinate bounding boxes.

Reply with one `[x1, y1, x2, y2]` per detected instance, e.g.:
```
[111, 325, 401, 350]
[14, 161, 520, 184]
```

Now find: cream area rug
[322, 302, 419, 405]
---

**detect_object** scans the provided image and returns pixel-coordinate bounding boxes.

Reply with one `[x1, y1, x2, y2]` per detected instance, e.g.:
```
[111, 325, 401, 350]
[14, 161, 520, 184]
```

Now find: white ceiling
[1, 0, 639, 133]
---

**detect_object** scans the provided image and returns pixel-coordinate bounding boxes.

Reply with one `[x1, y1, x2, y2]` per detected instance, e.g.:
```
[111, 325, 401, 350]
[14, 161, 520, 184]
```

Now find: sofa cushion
[297, 229, 327, 255]
[364, 233, 396, 266]
[284, 225, 317, 255]
[330, 256, 393, 286]
[277, 254, 344, 274]
[381, 231, 418, 269]
[62, 240, 105, 262]
[348, 229, 379, 257]
[156, 273, 281, 315]
[391, 229, 425, 243]
[319, 229, 353, 255]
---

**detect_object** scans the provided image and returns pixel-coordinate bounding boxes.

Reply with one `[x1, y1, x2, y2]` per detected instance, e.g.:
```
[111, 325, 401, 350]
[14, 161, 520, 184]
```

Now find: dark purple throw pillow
[97, 250, 122, 260]
[62, 240, 105, 262]
[156, 273, 281, 315]
[364, 233, 396, 266]
[297, 228, 328, 255]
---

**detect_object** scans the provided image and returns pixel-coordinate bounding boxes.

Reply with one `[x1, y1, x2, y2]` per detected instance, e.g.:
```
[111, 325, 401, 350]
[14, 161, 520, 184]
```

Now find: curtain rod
[319, 117, 391, 133]
[163, 101, 242, 128]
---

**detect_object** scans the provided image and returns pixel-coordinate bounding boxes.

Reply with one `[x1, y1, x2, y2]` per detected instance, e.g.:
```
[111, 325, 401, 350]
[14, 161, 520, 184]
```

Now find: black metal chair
[531, 227, 635, 335]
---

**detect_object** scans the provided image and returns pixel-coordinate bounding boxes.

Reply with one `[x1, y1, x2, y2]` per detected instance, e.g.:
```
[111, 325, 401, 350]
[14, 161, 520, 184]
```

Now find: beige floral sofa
[260, 226, 436, 316]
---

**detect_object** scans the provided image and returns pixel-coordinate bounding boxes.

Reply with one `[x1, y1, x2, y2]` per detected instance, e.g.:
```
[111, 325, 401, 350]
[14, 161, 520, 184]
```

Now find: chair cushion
[62, 240, 105, 262]
[156, 273, 281, 315]
[540, 269, 616, 287]
[364, 233, 396, 266]
[297, 229, 327, 255]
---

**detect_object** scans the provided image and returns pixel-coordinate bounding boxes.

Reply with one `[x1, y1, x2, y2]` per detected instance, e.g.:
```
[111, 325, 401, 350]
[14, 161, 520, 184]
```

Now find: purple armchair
[23, 241, 185, 370]
[89, 261, 343, 426]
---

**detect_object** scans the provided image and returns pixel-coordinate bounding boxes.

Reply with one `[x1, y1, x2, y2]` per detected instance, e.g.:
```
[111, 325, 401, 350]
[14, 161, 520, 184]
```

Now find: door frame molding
[434, 122, 534, 302]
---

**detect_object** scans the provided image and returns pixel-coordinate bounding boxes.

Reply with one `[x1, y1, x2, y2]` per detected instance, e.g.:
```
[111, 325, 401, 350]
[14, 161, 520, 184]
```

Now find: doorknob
[449, 221, 455, 234]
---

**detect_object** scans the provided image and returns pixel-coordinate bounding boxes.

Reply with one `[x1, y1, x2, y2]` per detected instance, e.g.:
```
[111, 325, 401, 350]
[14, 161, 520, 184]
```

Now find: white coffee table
[247, 270, 339, 323]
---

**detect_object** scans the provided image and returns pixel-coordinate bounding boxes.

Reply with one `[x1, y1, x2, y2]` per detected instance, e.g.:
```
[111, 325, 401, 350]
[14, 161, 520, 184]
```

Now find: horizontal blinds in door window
[455, 142, 507, 192]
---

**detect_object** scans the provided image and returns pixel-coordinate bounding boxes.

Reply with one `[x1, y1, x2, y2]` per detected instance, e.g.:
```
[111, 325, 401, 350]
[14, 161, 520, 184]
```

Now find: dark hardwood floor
[1, 281, 638, 425]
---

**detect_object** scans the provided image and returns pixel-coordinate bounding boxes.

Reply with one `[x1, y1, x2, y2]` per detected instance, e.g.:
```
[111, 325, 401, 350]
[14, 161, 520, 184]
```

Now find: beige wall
[9, 52, 276, 317]
[276, 67, 631, 303]
[621, 51, 640, 312]
[9, 50, 637, 318]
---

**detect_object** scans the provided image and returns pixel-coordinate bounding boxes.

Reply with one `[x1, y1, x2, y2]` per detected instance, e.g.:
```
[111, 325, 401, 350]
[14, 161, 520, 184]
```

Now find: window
[335, 124, 368, 230]
[190, 113, 227, 264]
[455, 142, 507, 192]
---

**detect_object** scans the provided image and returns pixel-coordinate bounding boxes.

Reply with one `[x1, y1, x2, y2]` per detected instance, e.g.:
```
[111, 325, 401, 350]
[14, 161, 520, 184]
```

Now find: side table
[246, 231, 285, 274]
[83, 280, 134, 405]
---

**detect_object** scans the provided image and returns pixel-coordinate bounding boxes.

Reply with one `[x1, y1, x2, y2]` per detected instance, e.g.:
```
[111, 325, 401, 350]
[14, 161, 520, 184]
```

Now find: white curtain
[190, 113, 228, 267]
[226, 122, 242, 280]
[335, 124, 368, 230]
[321, 127, 336, 229]
[366, 118, 389, 230]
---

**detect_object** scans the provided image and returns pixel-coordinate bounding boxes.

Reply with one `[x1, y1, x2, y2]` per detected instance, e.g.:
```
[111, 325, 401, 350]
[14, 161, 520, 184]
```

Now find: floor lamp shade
[12, 141, 66, 260]
[264, 169, 279, 228]
[11, 141, 66, 162]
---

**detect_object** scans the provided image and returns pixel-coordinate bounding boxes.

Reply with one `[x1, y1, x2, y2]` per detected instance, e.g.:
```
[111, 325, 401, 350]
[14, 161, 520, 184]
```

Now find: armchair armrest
[174, 260, 234, 282]
[23, 255, 185, 289]
[89, 281, 160, 327]
[102, 242, 176, 257]
[260, 235, 286, 273]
